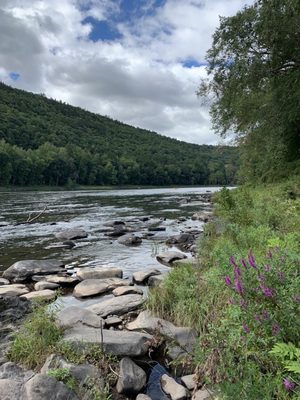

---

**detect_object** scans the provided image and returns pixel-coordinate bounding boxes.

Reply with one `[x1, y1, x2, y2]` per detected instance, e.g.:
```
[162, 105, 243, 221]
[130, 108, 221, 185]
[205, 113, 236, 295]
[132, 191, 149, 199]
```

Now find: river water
[0, 187, 220, 281]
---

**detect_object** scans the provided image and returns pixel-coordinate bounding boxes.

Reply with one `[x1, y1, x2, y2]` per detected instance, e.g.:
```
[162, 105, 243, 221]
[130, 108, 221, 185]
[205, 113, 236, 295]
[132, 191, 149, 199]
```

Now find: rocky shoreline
[0, 193, 216, 399]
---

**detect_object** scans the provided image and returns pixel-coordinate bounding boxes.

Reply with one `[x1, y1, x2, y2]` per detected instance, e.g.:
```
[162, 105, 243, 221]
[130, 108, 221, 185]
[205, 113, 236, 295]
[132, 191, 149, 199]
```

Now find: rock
[32, 274, 79, 285]
[21, 289, 56, 301]
[55, 228, 88, 241]
[22, 373, 79, 399]
[103, 220, 126, 227]
[62, 240, 76, 248]
[63, 326, 152, 357]
[148, 273, 168, 287]
[56, 306, 104, 329]
[73, 278, 129, 298]
[192, 389, 214, 400]
[191, 212, 213, 222]
[166, 233, 194, 249]
[117, 234, 142, 246]
[156, 251, 187, 266]
[148, 226, 166, 232]
[0, 297, 30, 322]
[181, 374, 196, 390]
[112, 286, 143, 297]
[161, 374, 187, 400]
[87, 294, 144, 317]
[0, 278, 10, 285]
[117, 357, 146, 395]
[0, 284, 29, 297]
[0, 362, 34, 381]
[132, 269, 161, 284]
[77, 267, 123, 281]
[105, 316, 122, 327]
[34, 281, 60, 291]
[136, 395, 152, 400]
[106, 225, 130, 237]
[0, 378, 22, 400]
[2, 260, 64, 282]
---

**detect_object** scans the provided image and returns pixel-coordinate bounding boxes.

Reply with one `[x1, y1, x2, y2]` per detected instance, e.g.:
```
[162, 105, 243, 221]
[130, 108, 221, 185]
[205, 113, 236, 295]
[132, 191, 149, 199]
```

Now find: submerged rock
[55, 228, 88, 241]
[2, 260, 64, 282]
[87, 294, 144, 317]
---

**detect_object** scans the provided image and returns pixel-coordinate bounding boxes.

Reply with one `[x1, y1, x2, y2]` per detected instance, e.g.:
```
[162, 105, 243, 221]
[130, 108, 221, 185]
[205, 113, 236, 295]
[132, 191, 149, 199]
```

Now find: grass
[147, 179, 300, 399]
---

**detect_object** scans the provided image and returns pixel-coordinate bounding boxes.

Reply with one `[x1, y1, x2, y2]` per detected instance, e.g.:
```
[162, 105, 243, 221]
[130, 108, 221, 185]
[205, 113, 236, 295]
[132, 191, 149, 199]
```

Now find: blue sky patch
[9, 72, 20, 81]
[182, 59, 208, 68]
[82, 17, 122, 42]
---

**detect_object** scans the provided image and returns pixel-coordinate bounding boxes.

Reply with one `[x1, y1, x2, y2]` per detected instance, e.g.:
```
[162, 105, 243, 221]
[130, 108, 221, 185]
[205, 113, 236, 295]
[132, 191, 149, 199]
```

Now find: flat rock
[31, 274, 79, 285]
[132, 268, 161, 284]
[73, 278, 129, 298]
[161, 374, 187, 400]
[117, 357, 146, 395]
[77, 267, 123, 280]
[105, 316, 122, 327]
[0, 284, 29, 297]
[34, 281, 60, 291]
[0, 278, 10, 285]
[2, 260, 64, 282]
[63, 326, 152, 357]
[156, 251, 187, 266]
[117, 234, 142, 246]
[21, 289, 56, 301]
[22, 373, 79, 400]
[56, 306, 104, 329]
[87, 294, 144, 317]
[181, 374, 196, 390]
[55, 228, 88, 240]
[112, 286, 143, 297]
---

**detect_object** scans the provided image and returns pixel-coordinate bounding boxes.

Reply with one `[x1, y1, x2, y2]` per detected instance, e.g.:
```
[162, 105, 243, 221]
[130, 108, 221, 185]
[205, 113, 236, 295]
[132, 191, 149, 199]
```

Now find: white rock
[161, 374, 187, 400]
[181, 374, 196, 390]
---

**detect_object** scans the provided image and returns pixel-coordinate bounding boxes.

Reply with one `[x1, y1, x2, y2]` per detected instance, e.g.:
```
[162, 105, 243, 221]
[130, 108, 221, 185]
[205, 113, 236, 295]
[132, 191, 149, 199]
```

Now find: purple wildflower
[264, 264, 271, 272]
[261, 310, 269, 320]
[242, 324, 250, 334]
[258, 273, 265, 282]
[262, 287, 274, 297]
[224, 276, 232, 286]
[283, 378, 295, 391]
[292, 294, 300, 304]
[234, 266, 241, 277]
[254, 314, 261, 322]
[234, 278, 244, 295]
[272, 323, 280, 336]
[240, 258, 248, 269]
[248, 252, 257, 269]
[229, 256, 238, 268]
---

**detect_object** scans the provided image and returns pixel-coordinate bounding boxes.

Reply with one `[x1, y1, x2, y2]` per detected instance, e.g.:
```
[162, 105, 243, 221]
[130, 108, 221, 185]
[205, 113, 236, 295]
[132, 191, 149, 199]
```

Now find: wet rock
[55, 228, 88, 241]
[73, 278, 128, 298]
[0, 284, 29, 297]
[63, 326, 152, 357]
[2, 260, 64, 282]
[34, 281, 60, 291]
[117, 234, 142, 246]
[132, 269, 161, 284]
[112, 286, 143, 297]
[161, 374, 187, 400]
[0, 278, 10, 285]
[22, 373, 79, 400]
[105, 316, 122, 327]
[117, 357, 146, 395]
[77, 267, 123, 281]
[106, 224, 130, 237]
[181, 374, 196, 390]
[156, 251, 187, 266]
[21, 289, 56, 301]
[87, 294, 144, 317]
[56, 306, 104, 329]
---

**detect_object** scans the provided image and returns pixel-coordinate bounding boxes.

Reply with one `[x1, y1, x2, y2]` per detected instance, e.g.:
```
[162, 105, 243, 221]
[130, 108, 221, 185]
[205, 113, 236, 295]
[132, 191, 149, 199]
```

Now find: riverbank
[148, 179, 300, 399]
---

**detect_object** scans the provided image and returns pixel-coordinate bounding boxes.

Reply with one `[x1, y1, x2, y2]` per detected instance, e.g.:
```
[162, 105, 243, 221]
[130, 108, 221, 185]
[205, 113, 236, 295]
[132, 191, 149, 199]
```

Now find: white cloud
[0, 0, 253, 145]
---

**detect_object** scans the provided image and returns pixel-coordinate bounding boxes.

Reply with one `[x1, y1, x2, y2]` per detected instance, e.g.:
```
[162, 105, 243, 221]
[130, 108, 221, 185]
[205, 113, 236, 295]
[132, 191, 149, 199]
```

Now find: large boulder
[2, 260, 64, 282]
[87, 294, 143, 317]
[156, 251, 187, 266]
[116, 357, 146, 395]
[55, 229, 88, 241]
[56, 306, 104, 329]
[73, 278, 129, 298]
[63, 326, 152, 357]
[117, 234, 142, 246]
[77, 267, 123, 281]
[0, 284, 29, 297]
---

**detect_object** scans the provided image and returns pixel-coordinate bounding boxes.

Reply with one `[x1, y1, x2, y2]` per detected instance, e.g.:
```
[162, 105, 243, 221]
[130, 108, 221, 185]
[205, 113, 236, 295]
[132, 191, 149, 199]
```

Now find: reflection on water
[0, 186, 221, 274]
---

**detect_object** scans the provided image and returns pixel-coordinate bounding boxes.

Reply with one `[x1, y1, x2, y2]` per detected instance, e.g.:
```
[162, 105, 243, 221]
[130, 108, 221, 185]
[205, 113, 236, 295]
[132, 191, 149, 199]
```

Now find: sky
[0, 0, 253, 145]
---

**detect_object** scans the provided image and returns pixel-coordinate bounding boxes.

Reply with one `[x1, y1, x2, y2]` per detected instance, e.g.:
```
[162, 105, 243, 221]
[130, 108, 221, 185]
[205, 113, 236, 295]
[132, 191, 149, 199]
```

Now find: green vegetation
[148, 182, 300, 398]
[199, 0, 300, 183]
[0, 82, 238, 187]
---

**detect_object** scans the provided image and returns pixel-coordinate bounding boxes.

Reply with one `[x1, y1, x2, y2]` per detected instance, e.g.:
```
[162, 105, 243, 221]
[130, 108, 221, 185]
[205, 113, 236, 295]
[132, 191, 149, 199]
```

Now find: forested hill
[0, 83, 238, 186]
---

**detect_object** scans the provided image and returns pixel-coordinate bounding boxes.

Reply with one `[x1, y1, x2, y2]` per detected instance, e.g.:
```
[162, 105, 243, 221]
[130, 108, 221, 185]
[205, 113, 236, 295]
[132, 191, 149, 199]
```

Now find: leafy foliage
[0, 83, 238, 186]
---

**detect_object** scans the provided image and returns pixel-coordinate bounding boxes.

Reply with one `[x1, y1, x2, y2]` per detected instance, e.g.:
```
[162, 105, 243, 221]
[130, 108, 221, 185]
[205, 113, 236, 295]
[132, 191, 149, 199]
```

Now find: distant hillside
[0, 83, 239, 186]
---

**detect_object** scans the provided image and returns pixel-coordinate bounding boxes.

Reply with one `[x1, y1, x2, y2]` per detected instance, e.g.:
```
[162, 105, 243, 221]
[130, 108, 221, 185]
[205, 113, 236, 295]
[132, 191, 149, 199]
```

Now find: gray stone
[192, 389, 215, 400]
[55, 228, 88, 240]
[21, 289, 56, 301]
[87, 294, 144, 317]
[106, 225, 129, 237]
[117, 234, 142, 246]
[156, 251, 187, 266]
[112, 286, 143, 297]
[2, 260, 64, 282]
[22, 373, 79, 399]
[0, 278, 10, 285]
[181, 374, 196, 390]
[0, 362, 34, 381]
[136, 395, 152, 400]
[77, 267, 123, 281]
[73, 278, 128, 298]
[191, 212, 213, 222]
[56, 306, 104, 329]
[36, 274, 79, 285]
[0, 379, 22, 400]
[161, 374, 187, 400]
[117, 357, 146, 395]
[132, 269, 161, 284]
[63, 326, 152, 357]
[0, 284, 29, 297]
[34, 281, 60, 291]
[105, 316, 122, 327]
